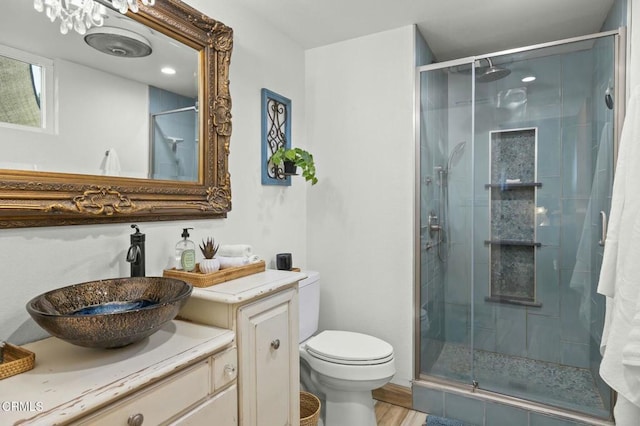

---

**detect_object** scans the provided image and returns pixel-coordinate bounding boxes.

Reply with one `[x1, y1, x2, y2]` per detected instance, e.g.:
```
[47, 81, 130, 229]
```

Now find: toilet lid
[305, 330, 394, 365]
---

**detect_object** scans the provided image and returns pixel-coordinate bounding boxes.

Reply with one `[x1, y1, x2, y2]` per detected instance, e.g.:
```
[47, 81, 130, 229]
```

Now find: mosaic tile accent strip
[491, 245, 535, 300]
[491, 188, 535, 241]
[490, 129, 536, 183]
[428, 343, 606, 417]
[489, 128, 537, 303]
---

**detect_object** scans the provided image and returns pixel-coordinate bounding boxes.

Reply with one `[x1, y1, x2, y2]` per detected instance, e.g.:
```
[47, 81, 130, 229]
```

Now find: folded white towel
[505, 178, 521, 184]
[218, 244, 253, 257]
[218, 255, 260, 269]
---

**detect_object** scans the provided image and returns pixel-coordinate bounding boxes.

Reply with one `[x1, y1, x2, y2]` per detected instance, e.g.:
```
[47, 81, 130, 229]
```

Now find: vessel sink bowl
[26, 277, 192, 349]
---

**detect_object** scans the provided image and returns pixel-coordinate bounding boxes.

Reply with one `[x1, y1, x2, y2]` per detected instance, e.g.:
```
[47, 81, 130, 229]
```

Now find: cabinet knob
[224, 364, 236, 376]
[128, 413, 144, 426]
[271, 339, 281, 350]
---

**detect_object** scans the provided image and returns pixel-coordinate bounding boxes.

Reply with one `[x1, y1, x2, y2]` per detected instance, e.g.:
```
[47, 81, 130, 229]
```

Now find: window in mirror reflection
[0, 44, 54, 135]
[0, 55, 42, 128]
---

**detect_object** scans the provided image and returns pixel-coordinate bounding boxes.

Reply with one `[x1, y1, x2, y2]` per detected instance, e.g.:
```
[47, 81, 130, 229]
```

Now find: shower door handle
[599, 211, 607, 247]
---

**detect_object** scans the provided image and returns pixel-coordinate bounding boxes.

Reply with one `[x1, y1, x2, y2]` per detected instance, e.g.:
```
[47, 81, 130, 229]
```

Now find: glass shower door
[470, 36, 616, 418]
[419, 60, 475, 385]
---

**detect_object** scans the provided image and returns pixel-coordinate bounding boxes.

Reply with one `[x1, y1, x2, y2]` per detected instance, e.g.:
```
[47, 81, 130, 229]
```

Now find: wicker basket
[163, 260, 265, 288]
[300, 391, 321, 426]
[0, 343, 35, 380]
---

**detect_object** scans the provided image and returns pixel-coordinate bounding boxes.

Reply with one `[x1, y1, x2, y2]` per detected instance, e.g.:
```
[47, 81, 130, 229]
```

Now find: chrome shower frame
[413, 28, 626, 425]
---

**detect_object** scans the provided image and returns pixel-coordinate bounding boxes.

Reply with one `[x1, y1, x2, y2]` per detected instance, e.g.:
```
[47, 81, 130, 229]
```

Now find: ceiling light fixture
[33, 0, 155, 36]
[161, 67, 176, 75]
[111, 0, 155, 14]
[521, 75, 536, 83]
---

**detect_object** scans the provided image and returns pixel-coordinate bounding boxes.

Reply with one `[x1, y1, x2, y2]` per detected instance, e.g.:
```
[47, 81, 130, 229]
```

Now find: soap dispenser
[175, 228, 196, 271]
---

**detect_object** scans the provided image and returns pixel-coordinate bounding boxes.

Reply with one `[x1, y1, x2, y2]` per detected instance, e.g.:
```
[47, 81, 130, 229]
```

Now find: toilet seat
[305, 330, 394, 365]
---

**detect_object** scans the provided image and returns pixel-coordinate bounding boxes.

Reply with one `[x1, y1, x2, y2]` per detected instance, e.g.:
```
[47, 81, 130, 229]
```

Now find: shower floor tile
[428, 343, 607, 417]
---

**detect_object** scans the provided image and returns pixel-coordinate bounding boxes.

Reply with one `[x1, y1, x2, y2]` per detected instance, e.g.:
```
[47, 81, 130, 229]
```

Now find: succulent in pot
[199, 237, 220, 273]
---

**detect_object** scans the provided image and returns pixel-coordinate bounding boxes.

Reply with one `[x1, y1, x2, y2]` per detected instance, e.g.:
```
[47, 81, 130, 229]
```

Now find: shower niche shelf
[484, 296, 542, 308]
[487, 128, 539, 306]
[484, 182, 542, 190]
[484, 240, 541, 247]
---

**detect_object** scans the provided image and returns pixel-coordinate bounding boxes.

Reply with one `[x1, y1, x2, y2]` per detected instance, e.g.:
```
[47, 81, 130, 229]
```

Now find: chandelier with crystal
[33, 0, 155, 35]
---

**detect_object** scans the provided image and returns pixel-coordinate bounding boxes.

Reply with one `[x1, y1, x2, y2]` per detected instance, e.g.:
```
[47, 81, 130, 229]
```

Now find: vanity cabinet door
[238, 288, 300, 426]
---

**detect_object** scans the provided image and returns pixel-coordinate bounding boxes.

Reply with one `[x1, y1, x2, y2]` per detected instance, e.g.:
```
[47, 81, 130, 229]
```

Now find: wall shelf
[484, 240, 542, 247]
[484, 182, 542, 190]
[484, 296, 542, 308]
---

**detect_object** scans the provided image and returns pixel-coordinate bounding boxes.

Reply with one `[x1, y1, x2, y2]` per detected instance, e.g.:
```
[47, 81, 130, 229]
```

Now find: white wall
[0, 0, 308, 344]
[306, 26, 417, 387]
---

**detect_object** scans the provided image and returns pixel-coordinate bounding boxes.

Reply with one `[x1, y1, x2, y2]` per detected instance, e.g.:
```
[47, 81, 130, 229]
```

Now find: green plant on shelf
[271, 147, 318, 185]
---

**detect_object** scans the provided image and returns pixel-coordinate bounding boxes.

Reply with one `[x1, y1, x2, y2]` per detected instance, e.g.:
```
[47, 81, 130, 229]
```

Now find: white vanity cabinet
[0, 321, 237, 426]
[179, 270, 306, 426]
[75, 347, 238, 426]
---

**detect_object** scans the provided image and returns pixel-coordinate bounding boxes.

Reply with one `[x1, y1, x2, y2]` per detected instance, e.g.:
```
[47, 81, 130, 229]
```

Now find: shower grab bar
[599, 211, 607, 247]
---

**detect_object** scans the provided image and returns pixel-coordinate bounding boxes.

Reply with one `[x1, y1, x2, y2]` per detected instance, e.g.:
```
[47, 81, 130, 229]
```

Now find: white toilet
[298, 271, 395, 426]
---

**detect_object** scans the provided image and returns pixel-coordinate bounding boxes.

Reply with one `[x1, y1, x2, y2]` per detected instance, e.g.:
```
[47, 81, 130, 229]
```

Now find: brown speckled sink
[26, 277, 192, 349]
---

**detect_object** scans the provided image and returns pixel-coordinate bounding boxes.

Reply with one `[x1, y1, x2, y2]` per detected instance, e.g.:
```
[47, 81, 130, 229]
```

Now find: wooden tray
[163, 260, 266, 288]
[0, 343, 35, 380]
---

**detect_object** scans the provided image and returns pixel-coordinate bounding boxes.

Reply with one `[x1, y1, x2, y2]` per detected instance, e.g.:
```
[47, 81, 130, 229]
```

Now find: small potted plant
[199, 237, 220, 273]
[271, 147, 318, 185]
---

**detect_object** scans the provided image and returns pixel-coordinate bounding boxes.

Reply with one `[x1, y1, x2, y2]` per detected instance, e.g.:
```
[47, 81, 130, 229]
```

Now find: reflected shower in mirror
[149, 86, 199, 181]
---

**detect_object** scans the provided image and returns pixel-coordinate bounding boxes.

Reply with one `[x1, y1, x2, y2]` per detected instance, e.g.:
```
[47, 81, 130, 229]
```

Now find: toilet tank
[298, 270, 320, 342]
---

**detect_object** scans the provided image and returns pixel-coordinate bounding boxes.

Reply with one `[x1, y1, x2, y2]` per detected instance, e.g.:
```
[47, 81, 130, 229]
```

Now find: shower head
[476, 58, 511, 83]
[447, 141, 466, 171]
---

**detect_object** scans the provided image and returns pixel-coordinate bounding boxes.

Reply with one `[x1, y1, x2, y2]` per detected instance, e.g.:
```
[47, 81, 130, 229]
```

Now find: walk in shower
[148, 86, 199, 181]
[415, 30, 625, 425]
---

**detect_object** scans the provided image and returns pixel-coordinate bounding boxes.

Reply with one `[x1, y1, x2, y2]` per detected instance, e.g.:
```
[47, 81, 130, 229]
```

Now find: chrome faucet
[126, 224, 145, 277]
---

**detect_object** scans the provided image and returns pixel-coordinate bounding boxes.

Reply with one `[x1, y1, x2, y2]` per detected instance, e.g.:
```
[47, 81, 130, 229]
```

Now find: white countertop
[190, 269, 307, 303]
[0, 320, 234, 425]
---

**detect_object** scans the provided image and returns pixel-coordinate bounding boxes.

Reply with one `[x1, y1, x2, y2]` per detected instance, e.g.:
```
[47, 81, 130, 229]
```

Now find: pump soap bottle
[175, 228, 196, 272]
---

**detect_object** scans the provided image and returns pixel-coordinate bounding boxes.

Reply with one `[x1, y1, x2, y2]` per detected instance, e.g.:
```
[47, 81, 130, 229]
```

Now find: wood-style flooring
[374, 401, 427, 426]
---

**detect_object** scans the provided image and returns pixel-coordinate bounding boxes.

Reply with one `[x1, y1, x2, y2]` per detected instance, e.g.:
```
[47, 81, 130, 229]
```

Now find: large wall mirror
[0, 0, 232, 228]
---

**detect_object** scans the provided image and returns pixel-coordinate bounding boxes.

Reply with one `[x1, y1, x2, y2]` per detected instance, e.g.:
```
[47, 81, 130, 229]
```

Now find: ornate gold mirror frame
[0, 0, 232, 228]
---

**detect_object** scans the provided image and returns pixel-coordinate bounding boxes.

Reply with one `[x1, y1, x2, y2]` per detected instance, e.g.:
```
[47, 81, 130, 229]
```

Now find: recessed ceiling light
[161, 67, 176, 75]
[521, 75, 536, 83]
